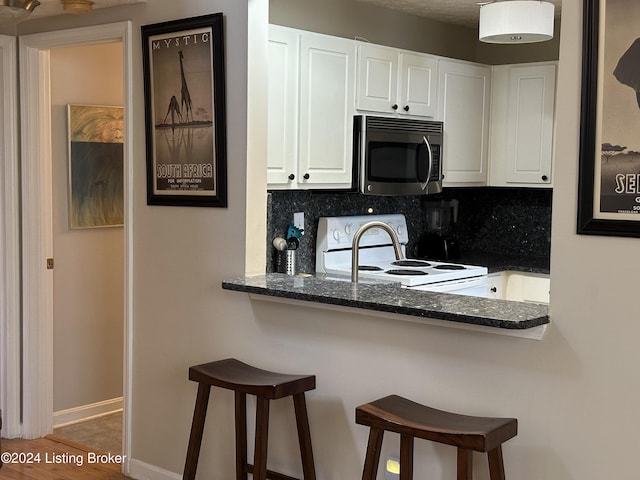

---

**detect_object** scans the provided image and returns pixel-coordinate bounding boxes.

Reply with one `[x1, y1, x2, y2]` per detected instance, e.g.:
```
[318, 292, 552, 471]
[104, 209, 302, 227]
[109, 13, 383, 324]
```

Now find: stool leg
[457, 448, 472, 480]
[488, 446, 506, 480]
[362, 428, 384, 480]
[183, 382, 211, 480]
[253, 396, 270, 480]
[399, 434, 414, 480]
[293, 393, 317, 480]
[235, 392, 248, 480]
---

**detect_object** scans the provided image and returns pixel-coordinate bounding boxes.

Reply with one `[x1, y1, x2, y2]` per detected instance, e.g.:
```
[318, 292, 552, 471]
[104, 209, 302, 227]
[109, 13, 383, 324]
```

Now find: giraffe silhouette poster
[578, 0, 640, 236]
[142, 13, 227, 207]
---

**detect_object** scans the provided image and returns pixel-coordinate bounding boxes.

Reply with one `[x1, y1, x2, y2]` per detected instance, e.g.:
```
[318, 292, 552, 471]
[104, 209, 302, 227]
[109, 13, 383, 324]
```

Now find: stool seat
[189, 358, 316, 399]
[356, 395, 517, 452]
[183, 358, 317, 480]
[356, 395, 517, 480]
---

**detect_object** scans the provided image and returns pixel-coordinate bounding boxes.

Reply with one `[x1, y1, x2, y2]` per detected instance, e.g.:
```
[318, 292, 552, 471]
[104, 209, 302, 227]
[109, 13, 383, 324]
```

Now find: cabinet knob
[392, 104, 398, 111]
[541, 175, 548, 181]
[403, 105, 410, 112]
[491, 287, 497, 293]
[288, 174, 295, 181]
[303, 173, 310, 180]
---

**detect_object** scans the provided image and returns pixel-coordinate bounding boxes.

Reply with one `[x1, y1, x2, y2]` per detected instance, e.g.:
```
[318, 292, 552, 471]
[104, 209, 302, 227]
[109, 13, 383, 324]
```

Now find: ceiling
[355, 0, 562, 28]
[21, 0, 144, 20]
[19, 0, 561, 27]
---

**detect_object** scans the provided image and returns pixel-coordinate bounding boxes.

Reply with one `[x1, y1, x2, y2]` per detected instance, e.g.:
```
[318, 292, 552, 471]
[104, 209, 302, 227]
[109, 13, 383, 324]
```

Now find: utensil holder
[286, 250, 296, 276]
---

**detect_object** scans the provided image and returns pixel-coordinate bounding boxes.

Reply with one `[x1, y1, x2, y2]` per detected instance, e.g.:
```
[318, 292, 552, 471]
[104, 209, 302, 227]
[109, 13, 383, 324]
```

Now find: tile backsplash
[267, 187, 552, 274]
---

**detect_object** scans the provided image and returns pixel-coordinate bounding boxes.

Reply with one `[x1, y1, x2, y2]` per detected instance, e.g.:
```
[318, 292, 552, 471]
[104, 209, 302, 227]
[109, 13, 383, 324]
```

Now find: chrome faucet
[351, 221, 404, 283]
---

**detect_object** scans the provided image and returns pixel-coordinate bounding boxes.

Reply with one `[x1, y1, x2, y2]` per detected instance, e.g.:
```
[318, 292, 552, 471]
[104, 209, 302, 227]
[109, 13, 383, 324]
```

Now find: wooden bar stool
[183, 358, 317, 480]
[356, 395, 517, 480]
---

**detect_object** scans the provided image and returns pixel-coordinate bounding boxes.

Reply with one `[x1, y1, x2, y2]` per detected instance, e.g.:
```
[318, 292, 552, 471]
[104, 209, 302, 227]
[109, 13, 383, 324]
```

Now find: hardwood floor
[1, 436, 131, 479]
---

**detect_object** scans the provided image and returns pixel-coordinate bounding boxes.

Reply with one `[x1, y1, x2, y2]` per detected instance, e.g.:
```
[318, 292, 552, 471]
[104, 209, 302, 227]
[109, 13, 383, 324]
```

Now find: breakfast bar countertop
[222, 273, 549, 337]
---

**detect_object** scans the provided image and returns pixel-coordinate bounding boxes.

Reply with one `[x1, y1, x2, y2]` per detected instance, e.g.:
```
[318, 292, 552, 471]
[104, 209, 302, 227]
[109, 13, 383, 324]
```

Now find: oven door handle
[419, 135, 433, 190]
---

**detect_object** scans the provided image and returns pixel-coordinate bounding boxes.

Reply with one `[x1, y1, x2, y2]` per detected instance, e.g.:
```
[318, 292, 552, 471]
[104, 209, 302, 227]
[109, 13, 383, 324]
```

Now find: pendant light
[0, 0, 40, 20]
[479, 0, 555, 44]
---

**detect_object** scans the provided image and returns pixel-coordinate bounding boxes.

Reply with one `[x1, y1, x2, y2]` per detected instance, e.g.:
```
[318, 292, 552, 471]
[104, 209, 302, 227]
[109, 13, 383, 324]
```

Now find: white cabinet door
[399, 52, 437, 117]
[267, 26, 299, 188]
[489, 63, 556, 187]
[438, 59, 491, 185]
[298, 33, 356, 188]
[356, 44, 398, 114]
[357, 44, 437, 118]
[505, 64, 556, 184]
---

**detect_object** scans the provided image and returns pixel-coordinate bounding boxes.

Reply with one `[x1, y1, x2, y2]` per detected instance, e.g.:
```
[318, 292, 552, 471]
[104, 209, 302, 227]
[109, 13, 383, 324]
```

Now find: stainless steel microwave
[354, 115, 444, 196]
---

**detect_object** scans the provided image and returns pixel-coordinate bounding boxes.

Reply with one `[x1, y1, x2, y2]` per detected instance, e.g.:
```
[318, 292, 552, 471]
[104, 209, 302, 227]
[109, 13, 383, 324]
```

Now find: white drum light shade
[479, 1, 555, 44]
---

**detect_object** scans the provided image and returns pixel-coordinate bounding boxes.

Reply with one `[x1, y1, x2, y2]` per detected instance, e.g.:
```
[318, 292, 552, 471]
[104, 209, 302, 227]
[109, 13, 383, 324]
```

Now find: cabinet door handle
[541, 175, 548, 181]
[303, 173, 310, 180]
[403, 105, 410, 112]
[288, 174, 295, 181]
[392, 104, 398, 111]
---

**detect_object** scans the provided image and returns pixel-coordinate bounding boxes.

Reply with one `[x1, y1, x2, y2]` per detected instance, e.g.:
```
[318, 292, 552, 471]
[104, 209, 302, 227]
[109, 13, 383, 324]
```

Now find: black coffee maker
[416, 199, 461, 260]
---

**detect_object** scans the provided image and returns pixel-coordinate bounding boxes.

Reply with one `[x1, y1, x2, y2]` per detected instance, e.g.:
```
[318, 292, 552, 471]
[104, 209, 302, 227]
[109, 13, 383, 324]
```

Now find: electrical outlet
[385, 456, 399, 480]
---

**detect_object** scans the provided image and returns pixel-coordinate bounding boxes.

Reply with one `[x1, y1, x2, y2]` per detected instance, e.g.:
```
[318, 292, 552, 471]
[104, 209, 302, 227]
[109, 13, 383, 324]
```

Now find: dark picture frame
[142, 13, 227, 207]
[578, 0, 640, 236]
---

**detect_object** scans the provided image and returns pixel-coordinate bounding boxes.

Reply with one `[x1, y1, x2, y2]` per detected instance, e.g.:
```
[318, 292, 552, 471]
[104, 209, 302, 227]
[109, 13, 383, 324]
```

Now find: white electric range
[315, 214, 489, 296]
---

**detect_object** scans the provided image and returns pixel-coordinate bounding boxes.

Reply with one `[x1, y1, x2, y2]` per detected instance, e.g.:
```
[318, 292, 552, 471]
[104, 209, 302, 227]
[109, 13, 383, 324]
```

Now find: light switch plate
[293, 212, 304, 233]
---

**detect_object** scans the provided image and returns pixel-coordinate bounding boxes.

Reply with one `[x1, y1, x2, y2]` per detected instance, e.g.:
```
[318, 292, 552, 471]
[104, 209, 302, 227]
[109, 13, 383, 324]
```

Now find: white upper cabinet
[438, 58, 491, 186]
[267, 26, 299, 187]
[356, 44, 437, 118]
[267, 26, 357, 190]
[298, 32, 357, 188]
[489, 62, 557, 186]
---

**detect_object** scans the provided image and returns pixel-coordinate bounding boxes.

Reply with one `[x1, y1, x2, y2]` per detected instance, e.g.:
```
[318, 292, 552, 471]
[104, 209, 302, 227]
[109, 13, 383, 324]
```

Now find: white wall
[15, 1, 640, 479]
[49, 43, 124, 412]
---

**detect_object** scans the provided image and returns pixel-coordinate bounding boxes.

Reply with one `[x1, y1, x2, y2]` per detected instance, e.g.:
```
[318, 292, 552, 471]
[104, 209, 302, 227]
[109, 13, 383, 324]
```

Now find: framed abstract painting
[67, 104, 124, 229]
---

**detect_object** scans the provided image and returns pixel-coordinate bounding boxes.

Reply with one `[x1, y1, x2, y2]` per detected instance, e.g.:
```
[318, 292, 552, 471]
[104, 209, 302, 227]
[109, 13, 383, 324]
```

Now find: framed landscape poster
[68, 104, 124, 229]
[578, 0, 640, 236]
[141, 13, 227, 207]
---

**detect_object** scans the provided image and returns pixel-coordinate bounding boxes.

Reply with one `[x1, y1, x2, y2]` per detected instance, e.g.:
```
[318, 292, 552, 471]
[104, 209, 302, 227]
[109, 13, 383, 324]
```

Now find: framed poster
[141, 13, 227, 207]
[578, 0, 640, 236]
[68, 104, 124, 229]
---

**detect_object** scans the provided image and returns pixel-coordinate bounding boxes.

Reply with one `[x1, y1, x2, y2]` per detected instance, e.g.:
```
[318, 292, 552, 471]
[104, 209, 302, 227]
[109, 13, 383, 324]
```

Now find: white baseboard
[53, 397, 123, 428]
[127, 458, 181, 480]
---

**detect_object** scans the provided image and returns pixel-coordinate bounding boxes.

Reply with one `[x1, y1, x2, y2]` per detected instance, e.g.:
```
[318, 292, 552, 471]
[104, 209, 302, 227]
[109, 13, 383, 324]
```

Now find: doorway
[48, 42, 124, 454]
[18, 22, 134, 471]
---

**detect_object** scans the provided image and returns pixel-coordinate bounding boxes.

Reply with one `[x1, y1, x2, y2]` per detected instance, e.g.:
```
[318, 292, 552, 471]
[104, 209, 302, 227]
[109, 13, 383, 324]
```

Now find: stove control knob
[332, 229, 340, 241]
[345, 224, 352, 235]
[396, 225, 404, 236]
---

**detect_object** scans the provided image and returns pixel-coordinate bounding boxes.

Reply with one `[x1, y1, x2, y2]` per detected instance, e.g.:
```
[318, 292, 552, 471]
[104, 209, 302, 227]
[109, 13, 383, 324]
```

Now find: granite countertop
[457, 252, 551, 275]
[222, 273, 549, 331]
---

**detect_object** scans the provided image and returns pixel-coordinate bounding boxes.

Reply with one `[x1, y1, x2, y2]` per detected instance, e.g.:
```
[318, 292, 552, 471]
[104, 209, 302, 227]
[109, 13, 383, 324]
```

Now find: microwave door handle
[421, 136, 433, 190]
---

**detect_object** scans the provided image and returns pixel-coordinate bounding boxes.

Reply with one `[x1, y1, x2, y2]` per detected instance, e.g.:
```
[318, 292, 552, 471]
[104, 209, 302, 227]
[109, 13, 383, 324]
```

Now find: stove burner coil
[358, 265, 383, 271]
[385, 269, 429, 276]
[433, 264, 466, 270]
[391, 260, 431, 267]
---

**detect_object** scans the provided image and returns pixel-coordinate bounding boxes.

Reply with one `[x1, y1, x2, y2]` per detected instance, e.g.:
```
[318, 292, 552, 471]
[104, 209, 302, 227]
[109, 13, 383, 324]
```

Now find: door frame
[19, 21, 134, 469]
[0, 34, 22, 439]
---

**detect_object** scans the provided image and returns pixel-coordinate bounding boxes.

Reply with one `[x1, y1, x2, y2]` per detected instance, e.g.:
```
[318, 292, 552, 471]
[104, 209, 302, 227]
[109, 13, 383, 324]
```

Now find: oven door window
[367, 141, 428, 183]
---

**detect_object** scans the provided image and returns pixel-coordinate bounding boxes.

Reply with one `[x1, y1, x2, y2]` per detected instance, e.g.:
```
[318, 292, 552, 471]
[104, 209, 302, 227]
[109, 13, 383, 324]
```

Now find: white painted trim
[0, 34, 22, 439]
[19, 34, 55, 440]
[18, 22, 134, 473]
[53, 397, 123, 428]
[128, 459, 182, 480]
